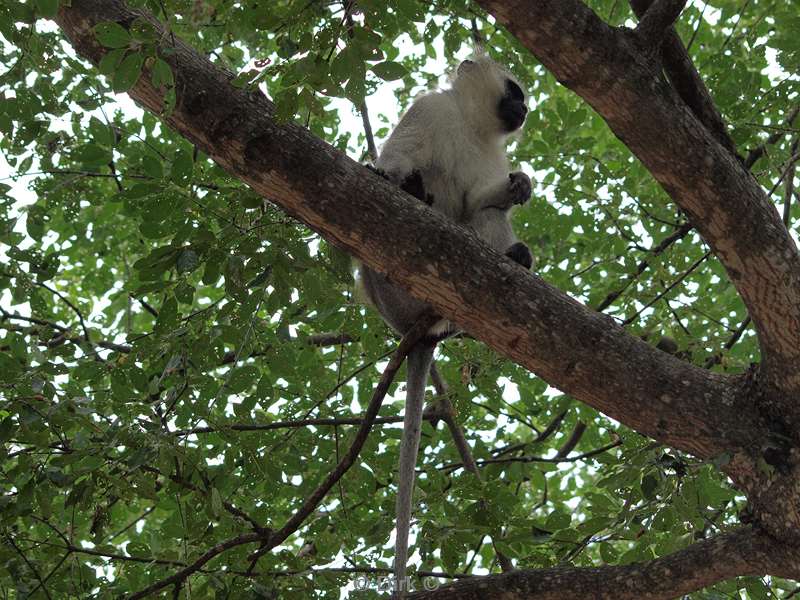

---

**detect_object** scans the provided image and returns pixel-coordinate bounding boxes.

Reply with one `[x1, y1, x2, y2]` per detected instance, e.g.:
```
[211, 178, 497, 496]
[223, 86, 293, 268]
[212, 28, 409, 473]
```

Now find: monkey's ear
[457, 59, 475, 75]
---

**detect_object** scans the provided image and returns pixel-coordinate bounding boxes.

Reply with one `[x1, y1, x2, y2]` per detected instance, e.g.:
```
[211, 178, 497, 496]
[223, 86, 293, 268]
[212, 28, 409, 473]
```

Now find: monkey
[355, 54, 532, 596]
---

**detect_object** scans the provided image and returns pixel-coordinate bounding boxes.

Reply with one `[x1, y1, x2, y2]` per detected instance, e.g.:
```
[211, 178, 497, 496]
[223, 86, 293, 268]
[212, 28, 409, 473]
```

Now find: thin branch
[429, 363, 480, 475]
[596, 222, 693, 312]
[126, 312, 439, 598]
[0, 308, 67, 332]
[782, 138, 799, 226]
[622, 250, 711, 326]
[0, 275, 90, 340]
[492, 409, 568, 458]
[172, 413, 444, 436]
[630, 0, 739, 157]
[704, 315, 752, 369]
[555, 421, 587, 459]
[343, 1, 378, 162]
[443, 438, 622, 472]
[5, 535, 53, 600]
[744, 107, 800, 169]
[126, 532, 266, 599]
[685, 0, 708, 52]
[32, 280, 91, 341]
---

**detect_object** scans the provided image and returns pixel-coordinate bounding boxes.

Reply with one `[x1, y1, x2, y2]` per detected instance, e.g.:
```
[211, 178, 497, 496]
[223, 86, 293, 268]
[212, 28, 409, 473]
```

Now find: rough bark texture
[54, 0, 800, 596]
[408, 527, 799, 600]
[474, 0, 800, 406]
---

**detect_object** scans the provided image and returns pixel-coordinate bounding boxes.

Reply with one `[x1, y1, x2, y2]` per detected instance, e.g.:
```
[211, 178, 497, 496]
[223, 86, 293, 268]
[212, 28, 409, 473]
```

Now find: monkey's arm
[466, 171, 531, 216]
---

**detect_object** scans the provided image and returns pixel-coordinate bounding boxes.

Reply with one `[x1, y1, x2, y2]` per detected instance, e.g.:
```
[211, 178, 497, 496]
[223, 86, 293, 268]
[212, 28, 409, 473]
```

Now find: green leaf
[370, 61, 407, 81]
[34, 0, 59, 18]
[89, 116, 115, 147]
[113, 52, 144, 92]
[94, 21, 132, 49]
[171, 148, 193, 184]
[227, 366, 259, 394]
[98, 47, 126, 76]
[210, 487, 223, 518]
[151, 58, 174, 88]
[75, 143, 112, 167]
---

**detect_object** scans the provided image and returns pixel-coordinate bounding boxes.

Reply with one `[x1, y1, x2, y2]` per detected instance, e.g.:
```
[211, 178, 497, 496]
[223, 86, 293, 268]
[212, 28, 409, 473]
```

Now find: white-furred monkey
[356, 53, 533, 596]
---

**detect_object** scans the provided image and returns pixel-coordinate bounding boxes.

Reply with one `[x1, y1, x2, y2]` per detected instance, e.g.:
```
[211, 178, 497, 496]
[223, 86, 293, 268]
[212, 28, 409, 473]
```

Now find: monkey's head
[452, 55, 528, 136]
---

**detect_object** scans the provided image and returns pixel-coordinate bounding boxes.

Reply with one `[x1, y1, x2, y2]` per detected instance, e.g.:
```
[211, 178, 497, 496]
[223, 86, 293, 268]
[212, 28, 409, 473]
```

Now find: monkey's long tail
[393, 341, 436, 598]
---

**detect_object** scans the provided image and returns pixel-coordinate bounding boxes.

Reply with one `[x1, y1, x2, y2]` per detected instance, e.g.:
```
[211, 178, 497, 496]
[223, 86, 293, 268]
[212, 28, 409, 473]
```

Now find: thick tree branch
[474, 0, 800, 411]
[407, 527, 799, 600]
[630, 0, 738, 157]
[634, 0, 687, 44]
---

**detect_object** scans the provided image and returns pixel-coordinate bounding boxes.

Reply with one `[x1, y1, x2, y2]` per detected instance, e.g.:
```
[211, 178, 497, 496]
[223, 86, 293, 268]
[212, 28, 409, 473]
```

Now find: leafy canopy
[0, 0, 798, 598]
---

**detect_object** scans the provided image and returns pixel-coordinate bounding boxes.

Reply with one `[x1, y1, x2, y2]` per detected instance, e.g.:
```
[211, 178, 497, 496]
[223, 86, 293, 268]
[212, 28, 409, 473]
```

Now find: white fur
[357, 54, 531, 597]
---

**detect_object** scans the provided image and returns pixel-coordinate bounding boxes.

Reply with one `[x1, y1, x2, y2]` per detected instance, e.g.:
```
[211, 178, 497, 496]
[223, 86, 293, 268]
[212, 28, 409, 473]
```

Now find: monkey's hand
[507, 171, 532, 206]
[366, 163, 388, 179]
[505, 242, 534, 270]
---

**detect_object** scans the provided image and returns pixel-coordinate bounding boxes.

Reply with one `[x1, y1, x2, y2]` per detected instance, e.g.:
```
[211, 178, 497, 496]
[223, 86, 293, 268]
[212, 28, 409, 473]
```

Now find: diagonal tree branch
[475, 0, 800, 407]
[53, 0, 760, 466]
[407, 527, 799, 600]
[630, 0, 739, 157]
[635, 0, 687, 44]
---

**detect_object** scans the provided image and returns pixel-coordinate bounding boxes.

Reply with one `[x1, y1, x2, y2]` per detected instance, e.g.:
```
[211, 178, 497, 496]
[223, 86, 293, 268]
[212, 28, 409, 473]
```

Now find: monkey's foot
[401, 170, 434, 206]
[505, 242, 533, 270]
[508, 171, 532, 205]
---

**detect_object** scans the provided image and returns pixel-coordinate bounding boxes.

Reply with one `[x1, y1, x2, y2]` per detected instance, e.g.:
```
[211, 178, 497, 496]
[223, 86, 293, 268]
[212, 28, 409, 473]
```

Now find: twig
[5, 535, 53, 600]
[685, 0, 708, 52]
[555, 421, 587, 459]
[0, 273, 91, 341]
[704, 315, 752, 368]
[429, 364, 480, 475]
[492, 409, 568, 458]
[343, 2, 378, 162]
[782, 138, 798, 226]
[621, 250, 711, 326]
[442, 439, 622, 472]
[172, 413, 444, 436]
[596, 222, 693, 311]
[744, 107, 799, 169]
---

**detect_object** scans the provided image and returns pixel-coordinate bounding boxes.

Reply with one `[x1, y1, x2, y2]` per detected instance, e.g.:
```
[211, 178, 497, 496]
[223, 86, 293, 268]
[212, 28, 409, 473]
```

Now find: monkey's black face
[498, 79, 527, 132]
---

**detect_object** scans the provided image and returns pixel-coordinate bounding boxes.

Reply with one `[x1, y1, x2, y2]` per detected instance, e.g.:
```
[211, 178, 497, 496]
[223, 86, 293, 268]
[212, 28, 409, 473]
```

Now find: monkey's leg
[367, 164, 434, 206]
[394, 341, 436, 597]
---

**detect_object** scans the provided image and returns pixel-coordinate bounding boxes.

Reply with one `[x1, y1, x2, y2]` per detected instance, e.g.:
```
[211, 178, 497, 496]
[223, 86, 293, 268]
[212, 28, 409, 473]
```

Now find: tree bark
[408, 527, 799, 600]
[474, 0, 800, 412]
